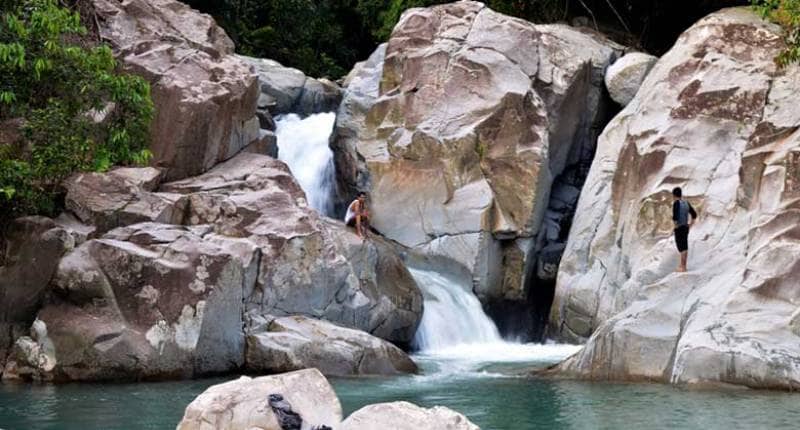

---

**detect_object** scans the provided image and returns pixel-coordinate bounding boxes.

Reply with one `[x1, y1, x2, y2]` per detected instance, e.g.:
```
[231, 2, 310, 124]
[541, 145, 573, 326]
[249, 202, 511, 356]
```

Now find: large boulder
[330, 1, 621, 335]
[64, 170, 186, 235]
[92, 0, 260, 180]
[32, 223, 257, 381]
[604, 52, 658, 106]
[549, 8, 800, 389]
[341, 402, 479, 430]
[177, 369, 342, 430]
[246, 315, 418, 376]
[239, 56, 343, 118]
[0, 218, 73, 371]
[162, 153, 423, 344]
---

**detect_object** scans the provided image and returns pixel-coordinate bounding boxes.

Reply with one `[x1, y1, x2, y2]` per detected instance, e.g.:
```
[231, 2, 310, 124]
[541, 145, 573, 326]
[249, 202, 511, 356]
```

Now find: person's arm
[689, 203, 698, 226]
[673, 200, 679, 228]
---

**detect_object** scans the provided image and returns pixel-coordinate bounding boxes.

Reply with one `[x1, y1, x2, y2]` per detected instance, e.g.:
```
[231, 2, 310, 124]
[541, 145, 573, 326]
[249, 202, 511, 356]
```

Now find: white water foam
[410, 267, 581, 372]
[275, 112, 337, 216]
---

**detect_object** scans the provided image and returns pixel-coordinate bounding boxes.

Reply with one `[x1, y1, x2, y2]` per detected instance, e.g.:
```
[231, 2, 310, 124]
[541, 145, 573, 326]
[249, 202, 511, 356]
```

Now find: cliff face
[550, 8, 800, 389]
[92, 0, 262, 181]
[331, 1, 623, 339]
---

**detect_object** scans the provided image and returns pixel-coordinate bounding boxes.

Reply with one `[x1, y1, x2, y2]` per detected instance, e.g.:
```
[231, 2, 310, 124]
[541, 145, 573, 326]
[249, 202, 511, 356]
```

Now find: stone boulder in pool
[330, 0, 623, 322]
[246, 315, 418, 376]
[177, 369, 342, 430]
[178, 370, 479, 430]
[549, 8, 800, 389]
[340, 401, 479, 430]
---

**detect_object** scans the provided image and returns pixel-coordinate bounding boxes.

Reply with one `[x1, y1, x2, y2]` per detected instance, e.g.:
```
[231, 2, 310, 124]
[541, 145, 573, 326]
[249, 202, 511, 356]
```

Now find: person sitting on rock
[672, 187, 697, 273]
[345, 192, 370, 240]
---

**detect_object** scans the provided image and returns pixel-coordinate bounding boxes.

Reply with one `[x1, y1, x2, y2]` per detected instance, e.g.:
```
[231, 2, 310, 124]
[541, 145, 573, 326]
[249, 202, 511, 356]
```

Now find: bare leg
[679, 251, 688, 272]
[356, 214, 363, 239]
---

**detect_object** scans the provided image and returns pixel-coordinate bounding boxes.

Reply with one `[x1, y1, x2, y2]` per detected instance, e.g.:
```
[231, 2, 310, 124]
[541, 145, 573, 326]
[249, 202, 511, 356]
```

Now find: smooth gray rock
[341, 402, 479, 430]
[330, 1, 622, 306]
[239, 55, 343, 117]
[34, 223, 256, 381]
[92, 0, 260, 180]
[162, 153, 423, 344]
[550, 8, 800, 389]
[177, 369, 342, 430]
[604, 52, 658, 106]
[246, 315, 418, 376]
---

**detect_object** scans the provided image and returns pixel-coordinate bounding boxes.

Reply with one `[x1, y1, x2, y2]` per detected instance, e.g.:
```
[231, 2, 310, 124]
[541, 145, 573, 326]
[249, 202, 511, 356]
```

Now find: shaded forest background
[185, 0, 749, 78]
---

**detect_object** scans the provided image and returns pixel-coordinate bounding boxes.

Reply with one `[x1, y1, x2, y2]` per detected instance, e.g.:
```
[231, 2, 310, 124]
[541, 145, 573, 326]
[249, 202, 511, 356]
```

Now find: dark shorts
[674, 225, 689, 252]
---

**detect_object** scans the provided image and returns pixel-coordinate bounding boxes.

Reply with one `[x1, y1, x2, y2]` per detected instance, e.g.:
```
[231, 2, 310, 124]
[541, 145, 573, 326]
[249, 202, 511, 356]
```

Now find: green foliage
[0, 0, 154, 220]
[752, 0, 800, 65]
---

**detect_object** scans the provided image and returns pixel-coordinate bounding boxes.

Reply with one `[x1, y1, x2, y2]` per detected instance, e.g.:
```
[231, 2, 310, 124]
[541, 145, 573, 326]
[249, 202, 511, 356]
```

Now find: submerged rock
[340, 402, 479, 430]
[246, 315, 418, 376]
[550, 8, 800, 389]
[331, 1, 622, 321]
[177, 369, 342, 430]
[92, 0, 261, 180]
[604, 52, 658, 106]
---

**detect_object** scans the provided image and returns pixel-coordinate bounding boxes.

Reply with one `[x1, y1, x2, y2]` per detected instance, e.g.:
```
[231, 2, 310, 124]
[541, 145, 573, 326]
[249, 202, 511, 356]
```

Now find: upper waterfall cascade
[275, 112, 337, 217]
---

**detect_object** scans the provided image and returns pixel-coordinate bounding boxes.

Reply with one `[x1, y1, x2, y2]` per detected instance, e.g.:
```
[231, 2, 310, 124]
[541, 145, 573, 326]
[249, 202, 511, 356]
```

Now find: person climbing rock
[345, 191, 370, 240]
[672, 187, 697, 273]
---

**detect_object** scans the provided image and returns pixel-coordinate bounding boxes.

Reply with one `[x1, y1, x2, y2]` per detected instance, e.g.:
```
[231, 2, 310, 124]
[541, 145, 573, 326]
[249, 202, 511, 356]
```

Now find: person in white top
[345, 192, 370, 240]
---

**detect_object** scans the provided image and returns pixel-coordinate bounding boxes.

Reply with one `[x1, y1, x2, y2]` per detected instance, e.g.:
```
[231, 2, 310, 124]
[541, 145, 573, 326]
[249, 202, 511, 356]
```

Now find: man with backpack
[672, 187, 698, 273]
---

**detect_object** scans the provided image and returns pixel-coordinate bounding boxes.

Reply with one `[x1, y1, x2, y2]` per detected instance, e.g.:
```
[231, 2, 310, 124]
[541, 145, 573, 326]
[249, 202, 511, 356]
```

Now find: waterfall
[410, 268, 502, 352]
[275, 112, 337, 216]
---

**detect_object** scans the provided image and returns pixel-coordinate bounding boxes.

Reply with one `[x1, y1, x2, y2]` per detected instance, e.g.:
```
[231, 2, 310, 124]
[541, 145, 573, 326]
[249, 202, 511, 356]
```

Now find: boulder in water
[340, 402, 479, 430]
[330, 1, 622, 323]
[91, 0, 261, 180]
[246, 315, 418, 376]
[176, 369, 342, 430]
[35, 223, 257, 381]
[550, 8, 800, 389]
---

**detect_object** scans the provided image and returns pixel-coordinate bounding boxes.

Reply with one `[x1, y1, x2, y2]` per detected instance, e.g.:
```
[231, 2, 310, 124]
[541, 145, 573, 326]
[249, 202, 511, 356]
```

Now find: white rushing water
[410, 267, 581, 366]
[275, 112, 337, 216]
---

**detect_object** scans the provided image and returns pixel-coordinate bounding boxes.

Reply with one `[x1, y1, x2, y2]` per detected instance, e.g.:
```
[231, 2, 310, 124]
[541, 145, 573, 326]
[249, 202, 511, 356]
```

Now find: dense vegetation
[0, 0, 153, 222]
[186, 0, 748, 78]
[752, 0, 800, 65]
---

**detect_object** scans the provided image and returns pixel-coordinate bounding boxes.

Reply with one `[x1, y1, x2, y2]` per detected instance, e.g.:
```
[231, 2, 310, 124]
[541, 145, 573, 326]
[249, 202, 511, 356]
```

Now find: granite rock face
[550, 8, 800, 389]
[0, 218, 73, 372]
[92, 0, 261, 180]
[341, 401, 479, 430]
[331, 1, 621, 337]
[604, 52, 658, 106]
[36, 223, 256, 381]
[163, 153, 423, 345]
[246, 315, 418, 376]
[177, 369, 342, 430]
[239, 56, 343, 118]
